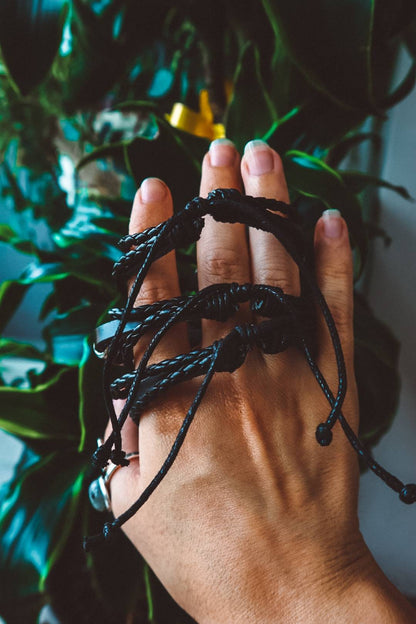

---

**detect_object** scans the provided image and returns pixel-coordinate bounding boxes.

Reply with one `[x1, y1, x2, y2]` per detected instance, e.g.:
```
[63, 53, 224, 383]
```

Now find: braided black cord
[84, 352, 218, 550]
[85, 188, 415, 550]
[93, 217, 178, 470]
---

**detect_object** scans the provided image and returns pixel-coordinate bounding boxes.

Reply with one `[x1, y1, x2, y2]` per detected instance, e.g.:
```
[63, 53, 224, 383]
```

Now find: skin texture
[105, 140, 416, 623]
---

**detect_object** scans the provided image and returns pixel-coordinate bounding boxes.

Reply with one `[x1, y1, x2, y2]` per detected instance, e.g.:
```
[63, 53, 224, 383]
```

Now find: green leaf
[0, 223, 17, 244]
[326, 132, 381, 168]
[0, 450, 87, 600]
[0, 338, 44, 361]
[77, 340, 107, 453]
[354, 294, 400, 449]
[404, 15, 416, 59]
[262, 0, 377, 111]
[78, 116, 208, 210]
[0, 162, 27, 212]
[282, 151, 367, 274]
[0, 366, 80, 453]
[0, 339, 47, 388]
[0, 0, 69, 95]
[265, 95, 366, 155]
[0, 280, 29, 333]
[117, 100, 161, 113]
[379, 61, 416, 109]
[225, 42, 277, 151]
[20, 262, 70, 284]
[0, 221, 41, 256]
[43, 306, 104, 366]
[76, 140, 129, 171]
[124, 120, 208, 209]
[341, 171, 412, 199]
[18, 260, 115, 295]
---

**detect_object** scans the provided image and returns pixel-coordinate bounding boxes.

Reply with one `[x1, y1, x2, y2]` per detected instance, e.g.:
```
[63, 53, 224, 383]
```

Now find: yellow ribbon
[166, 88, 228, 140]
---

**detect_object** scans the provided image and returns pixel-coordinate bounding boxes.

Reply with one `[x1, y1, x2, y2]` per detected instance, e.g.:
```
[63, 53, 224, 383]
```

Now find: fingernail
[244, 140, 274, 175]
[322, 209, 343, 238]
[209, 138, 236, 167]
[140, 178, 167, 203]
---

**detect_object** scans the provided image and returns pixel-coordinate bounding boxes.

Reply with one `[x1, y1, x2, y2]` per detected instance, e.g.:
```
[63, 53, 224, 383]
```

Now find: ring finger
[241, 140, 300, 297]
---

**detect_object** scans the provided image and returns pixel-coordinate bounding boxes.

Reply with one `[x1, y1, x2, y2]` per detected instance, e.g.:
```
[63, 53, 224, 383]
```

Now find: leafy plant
[0, 0, 415, 621]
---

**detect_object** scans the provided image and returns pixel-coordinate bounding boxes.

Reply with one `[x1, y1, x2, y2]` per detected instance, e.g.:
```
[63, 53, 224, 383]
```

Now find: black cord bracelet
[84, 188, 415, 551]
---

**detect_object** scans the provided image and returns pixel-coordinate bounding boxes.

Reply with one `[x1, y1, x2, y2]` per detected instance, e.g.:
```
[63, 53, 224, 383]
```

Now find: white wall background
[358, 72, 416, 598]
[0, 69, 416, 601]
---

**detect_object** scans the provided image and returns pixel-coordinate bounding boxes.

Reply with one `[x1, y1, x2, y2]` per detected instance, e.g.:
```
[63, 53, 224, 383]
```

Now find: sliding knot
[91, 444, 110, 469]
[184, 195, 208, 217]
[315, 423, 333, 446]
[252, 286, 285, 316]
[110, 449, 129, 466]
[399, 484, 416, 504]
[207, 188, 241, 203]
[205, 285, 240, 321]
[214, 329, 248, 373]
[169, 214, 204, 247]
[232, 282, 252, 302]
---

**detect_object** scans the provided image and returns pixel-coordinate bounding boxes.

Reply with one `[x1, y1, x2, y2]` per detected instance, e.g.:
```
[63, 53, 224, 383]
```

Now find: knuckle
[134, 283, 173, 306]
[200, 248, 244, 282]
[326, 292, 353, 334]
[321, 262, 353, 285]
[256, 265, 299, 295]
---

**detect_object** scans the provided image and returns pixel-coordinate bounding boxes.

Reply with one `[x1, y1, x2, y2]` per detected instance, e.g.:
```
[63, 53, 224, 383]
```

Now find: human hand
[105, 140, 415, 623]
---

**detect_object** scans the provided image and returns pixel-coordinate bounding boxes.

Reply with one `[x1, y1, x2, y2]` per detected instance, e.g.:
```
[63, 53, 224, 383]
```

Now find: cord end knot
[399, 484, 416, 504]
[315, 423, 333, 446]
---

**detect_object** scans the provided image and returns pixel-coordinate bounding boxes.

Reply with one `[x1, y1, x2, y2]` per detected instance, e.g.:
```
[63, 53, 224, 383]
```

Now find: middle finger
[197, 139, 251, 344]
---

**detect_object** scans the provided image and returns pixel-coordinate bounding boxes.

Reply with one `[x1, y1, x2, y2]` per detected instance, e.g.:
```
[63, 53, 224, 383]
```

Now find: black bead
[399, 484, 416, 504]
[315, 423, 333, 446]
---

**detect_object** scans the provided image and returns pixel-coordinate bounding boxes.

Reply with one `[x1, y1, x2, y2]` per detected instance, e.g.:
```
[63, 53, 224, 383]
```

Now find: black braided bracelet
[84, 188, 416, 550]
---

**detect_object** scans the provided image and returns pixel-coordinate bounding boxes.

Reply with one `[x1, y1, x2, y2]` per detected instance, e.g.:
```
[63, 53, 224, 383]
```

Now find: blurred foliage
[0, 0, 415, 621]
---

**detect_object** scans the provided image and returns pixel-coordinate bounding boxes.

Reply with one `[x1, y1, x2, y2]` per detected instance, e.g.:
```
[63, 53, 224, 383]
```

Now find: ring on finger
[88, 442, 140, 512]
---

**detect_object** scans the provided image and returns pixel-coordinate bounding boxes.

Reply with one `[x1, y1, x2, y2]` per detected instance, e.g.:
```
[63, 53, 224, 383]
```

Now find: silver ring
[103, 452, 140, 488]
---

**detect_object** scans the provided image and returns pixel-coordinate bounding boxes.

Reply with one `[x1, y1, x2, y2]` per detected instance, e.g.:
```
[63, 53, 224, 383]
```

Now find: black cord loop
[84, 188, 414, 550]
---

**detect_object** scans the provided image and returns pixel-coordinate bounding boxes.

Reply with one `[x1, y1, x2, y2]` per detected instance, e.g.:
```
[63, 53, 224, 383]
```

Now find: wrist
[301, 549, 416, 624]
[197, 533, 416, 624]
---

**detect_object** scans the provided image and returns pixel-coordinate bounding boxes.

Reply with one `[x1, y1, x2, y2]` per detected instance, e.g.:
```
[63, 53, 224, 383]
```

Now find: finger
[105, 178, 187, 459]
[313, 209, 359, 435]
[117, 179, 190, 478]
[197, 139, 250, 342]
[129, 177, 188, 360]
[241, 140, 300, 296]
[314, 209, 354, 367]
